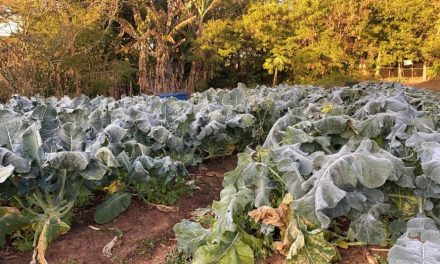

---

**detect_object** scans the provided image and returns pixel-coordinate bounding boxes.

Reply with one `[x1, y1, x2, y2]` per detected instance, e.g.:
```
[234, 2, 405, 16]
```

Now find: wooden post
[398, 61, 402, 80]
[375, 51, 381, 77]
[423, 62, 427, 81]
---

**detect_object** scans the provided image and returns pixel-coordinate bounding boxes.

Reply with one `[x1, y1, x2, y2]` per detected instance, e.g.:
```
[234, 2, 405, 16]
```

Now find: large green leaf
[193, 233, 254, 264]
[173, 220, 210, 254]
[419, 142, 440, 184]
[46, 151, 88, 171]
[59, 122, 87, 151]
[223, 151, 255, 187]
[31, 105, 60, 140]
[0, 207, 33, 247]
[78, 159, 108, 180]
[211, 186, 253, 238]
[22, 124, 45, 165]
[94, 192, 131, 224]
[0, 147, 30, 173]
[388, 217, 440, 264]
[0, 110, 23, 150]
[94, 147, 120, 167]
[350, 212, 387, 244]
[294, 139, 404, 228]
[285, 222, 339, 264]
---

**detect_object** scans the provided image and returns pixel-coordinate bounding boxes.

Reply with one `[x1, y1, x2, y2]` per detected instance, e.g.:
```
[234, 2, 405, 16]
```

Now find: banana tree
[186, 0, 223, 93]
[145, 0, 196, 94]
[116, 0, 196, 95]
[115, 3, 154, 94]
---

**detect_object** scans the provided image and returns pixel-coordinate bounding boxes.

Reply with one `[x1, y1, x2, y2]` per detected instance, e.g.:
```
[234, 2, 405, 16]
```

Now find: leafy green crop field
[1, 82, 440, 263]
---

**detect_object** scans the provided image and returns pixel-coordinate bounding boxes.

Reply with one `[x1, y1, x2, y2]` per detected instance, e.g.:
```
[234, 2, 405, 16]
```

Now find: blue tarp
[158, 92, 189, 101]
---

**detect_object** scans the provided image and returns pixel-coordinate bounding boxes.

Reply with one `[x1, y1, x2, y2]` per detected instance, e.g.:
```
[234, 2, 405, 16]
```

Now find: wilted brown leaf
[248, 194, 294, 255]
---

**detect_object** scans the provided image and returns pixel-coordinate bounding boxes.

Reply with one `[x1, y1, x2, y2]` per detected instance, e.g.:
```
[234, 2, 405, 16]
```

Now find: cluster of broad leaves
[175, 82, 440, 264]
[0, 84, 317, 262]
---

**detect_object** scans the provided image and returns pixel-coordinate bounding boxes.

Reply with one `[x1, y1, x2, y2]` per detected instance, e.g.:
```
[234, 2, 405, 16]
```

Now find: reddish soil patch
[339, 246, 388, 264]
[0, 155, 237, 264]
[405, 79, 440, 92]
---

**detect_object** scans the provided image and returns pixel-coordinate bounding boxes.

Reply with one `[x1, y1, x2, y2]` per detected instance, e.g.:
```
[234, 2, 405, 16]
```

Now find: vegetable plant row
[174, 82, 440, 264]
[0, 84, 309, 263]
[1, 82, 439, 264]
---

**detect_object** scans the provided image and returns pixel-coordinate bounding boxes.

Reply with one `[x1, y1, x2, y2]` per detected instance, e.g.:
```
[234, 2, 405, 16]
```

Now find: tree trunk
[75, 70, 81, 96]
[56, 70, 62, 97]
[273, 68, 278, 87]
[138, 44, 149, 94]
[155, 44, 171, 94]
[187, 61, 197, 93]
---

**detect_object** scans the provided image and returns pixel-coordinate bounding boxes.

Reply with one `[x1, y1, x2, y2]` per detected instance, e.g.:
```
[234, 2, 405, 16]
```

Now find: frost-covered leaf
[0, 110, 24, 150]
[355, 113, 394, 138]
[94, 147, 119, 168]
[22, 124, 45, 165]
[419, 142, 440, 184]
[59, 122, 86, 151]
[103, 124, 127, 143]
[0, 147, 30, 173]
[294, 139, 403, 227]
[79, 160, 108, 180]
[350, 212, 387, 244]
[46, 151, 88, 171]
[31, 105, 59, 141]
[388, 217, 440, 264]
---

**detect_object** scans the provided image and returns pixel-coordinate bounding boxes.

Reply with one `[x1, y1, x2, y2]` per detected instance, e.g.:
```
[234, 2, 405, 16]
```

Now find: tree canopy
[0, 0, 439, 98]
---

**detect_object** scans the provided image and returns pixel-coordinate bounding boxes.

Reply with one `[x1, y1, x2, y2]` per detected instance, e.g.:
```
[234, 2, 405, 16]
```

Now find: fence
[378, 66, 435, 79]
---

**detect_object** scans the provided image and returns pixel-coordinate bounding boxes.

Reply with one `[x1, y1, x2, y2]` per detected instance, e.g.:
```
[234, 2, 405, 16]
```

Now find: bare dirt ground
[405, 79, 440, 92]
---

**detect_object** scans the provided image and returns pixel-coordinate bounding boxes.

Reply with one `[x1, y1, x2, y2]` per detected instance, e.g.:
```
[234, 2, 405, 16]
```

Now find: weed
[63, 260, 79, 264]
[132, 238, 158, 257]
[162, 249, 191, 264]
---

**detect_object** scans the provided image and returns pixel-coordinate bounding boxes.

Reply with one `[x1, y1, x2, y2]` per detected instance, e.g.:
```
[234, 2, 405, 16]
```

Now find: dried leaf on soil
[102, 236, 121, 258]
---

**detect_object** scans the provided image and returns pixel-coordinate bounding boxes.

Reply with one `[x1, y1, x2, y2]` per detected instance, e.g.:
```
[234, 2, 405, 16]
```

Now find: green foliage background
[0, 0, 439, 98]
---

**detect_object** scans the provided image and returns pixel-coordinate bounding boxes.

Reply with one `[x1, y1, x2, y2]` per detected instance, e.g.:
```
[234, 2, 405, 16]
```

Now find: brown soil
[0, 154, 389, 264]
[405, 79, 440, 92]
